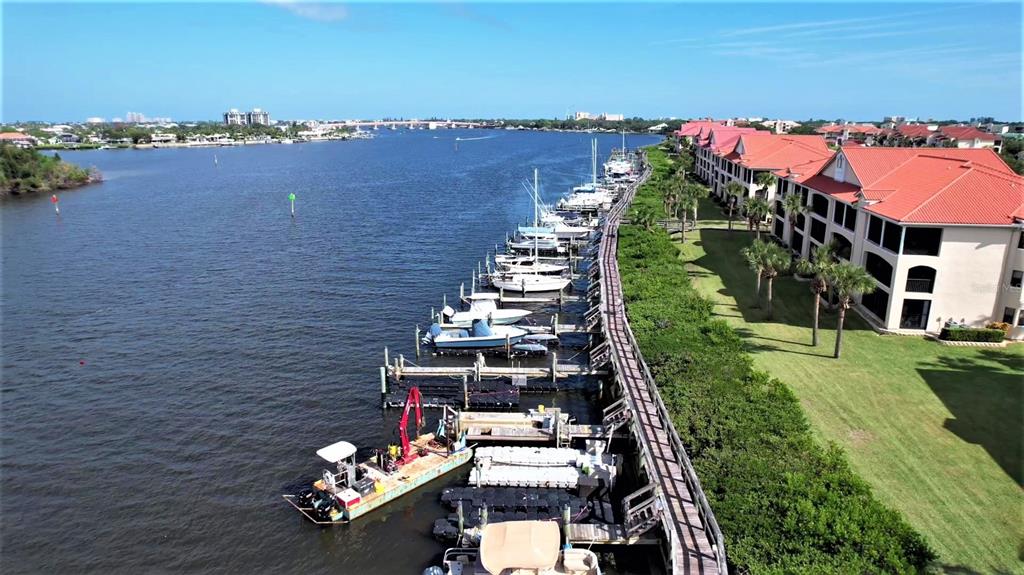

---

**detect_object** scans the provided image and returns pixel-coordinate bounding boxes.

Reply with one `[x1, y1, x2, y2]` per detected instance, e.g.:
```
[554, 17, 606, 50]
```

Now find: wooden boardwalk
[598, 160, 728, 575]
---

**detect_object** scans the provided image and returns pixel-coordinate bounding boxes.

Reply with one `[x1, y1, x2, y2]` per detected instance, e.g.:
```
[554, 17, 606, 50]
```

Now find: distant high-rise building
[247, 108, 270, 125]
[125, 111, 145, 123]
[85, 117, 106, 124]
[600, 113, 624, 122]
[224, 108, 246, 125]
[224, 107, 271, 126]
[574, 111, 592, 121]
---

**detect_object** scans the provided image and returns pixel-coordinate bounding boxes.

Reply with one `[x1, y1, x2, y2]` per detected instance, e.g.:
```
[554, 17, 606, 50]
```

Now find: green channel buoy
[288, 193, 296, 217]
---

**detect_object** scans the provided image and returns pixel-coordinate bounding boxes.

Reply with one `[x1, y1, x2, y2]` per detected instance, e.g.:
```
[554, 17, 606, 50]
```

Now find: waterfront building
[696, 130, 830, 207]
[224, 108, 246, 125]
[762, 119, 801, 134]
[574, 111, 593, 121]
[151, 133, 177, 144]
[600, 113, 624, 121]
[247, 108, 271, 125]
[772, 146, 1024, 338]
[0, 132, 37, 148]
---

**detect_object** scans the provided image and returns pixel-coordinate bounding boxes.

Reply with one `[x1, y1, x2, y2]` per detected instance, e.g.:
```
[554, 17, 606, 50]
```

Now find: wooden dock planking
[598, 162, 726, 575]
[389, 364, 608, 379]
[566, 523, 660, 545]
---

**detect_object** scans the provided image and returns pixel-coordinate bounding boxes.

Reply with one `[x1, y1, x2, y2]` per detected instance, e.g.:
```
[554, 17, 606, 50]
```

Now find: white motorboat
[439, 521, 602, 575]
[490, 273, 571, 293]
[496, 257, 568, 275]
[442, 300, 530, 328]
[425, 319, 528, 350]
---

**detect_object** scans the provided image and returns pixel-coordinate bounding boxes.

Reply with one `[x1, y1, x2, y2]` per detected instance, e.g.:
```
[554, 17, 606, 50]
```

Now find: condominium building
[695, 129, 832, 207]
[247, 108, 271, 126]
[224, 109, 246, 125]
[771, 147, 1024, 339]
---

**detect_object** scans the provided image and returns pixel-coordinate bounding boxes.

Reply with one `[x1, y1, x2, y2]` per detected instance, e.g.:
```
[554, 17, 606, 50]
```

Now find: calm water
[1, 130, 660, 574]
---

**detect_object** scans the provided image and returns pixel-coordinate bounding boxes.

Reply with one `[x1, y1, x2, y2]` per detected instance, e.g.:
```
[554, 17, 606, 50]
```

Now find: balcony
[905, 278, 934, 293]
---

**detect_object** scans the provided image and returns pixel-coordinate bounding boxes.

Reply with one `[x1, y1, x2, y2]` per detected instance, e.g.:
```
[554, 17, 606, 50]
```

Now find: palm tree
[676, 195, 698, 243]
[744, 197, 771, 239]
[633, 205, 658, 231]
[664, 179, 681, 220]
[758, 241, 791, 320]
[795, 243, 836, 347]
[683, 183, 709, 227]
[829, 261, 877, 359]
[782, 193, 807, 248]
[740, 240, 770, 306]
[724, 181, 745, 231]
[754, 172, 777, 198]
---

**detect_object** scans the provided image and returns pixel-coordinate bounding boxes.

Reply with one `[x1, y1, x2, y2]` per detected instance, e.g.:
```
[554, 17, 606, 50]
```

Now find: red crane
[398, 386, 424, 465]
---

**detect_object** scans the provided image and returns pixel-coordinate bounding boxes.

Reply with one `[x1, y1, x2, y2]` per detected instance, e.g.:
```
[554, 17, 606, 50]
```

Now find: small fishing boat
[425, 318, 528, 349]
[437, 521, 602, 575]
[490, 273, 571, 293]
[496, 258, 568, 275]
[284, 388, 471, 524]
[442, 300, 530, 328]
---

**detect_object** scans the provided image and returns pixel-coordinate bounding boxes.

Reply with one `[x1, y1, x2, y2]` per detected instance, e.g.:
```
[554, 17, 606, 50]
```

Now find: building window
[867, 215, 883, 244]
[1012, 270, 1023, 288]
[882, 220, 902, 253]
[779, 179, 789, 195]
[1003, 307, 1016, 324]
[906, 266, 936, 293]
[900, 299, 931, 330]
[903, 227, 942, 256]
[810, 218, 827, 243]
[811, 194, 829, 218]
[861, 289, 889, 322]
[1018, 313, 1024, 327]
[864, 251, 893, 287]
[775, 200, 785, 217]
[773, 219, 784, 239]
[832, 202, 857, 231]
[1018, 232, 1024, 250]
[792, 231, 804, 252]
[795, 212, 806, 231]
[831, 233, 852, 260]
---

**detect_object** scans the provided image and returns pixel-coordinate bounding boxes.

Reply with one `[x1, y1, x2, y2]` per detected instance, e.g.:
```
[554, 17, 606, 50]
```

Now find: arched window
[906, 266, 936, 293]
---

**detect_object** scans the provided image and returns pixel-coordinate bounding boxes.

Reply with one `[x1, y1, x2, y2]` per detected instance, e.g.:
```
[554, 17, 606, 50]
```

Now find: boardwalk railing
[598, 157, 728, 575]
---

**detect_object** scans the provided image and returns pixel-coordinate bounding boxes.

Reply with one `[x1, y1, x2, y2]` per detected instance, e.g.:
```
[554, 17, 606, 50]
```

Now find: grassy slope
[679, 198, 1024, 574]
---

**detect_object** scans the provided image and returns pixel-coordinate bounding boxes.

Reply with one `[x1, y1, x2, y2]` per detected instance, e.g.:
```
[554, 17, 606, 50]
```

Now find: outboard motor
[311, 490, 339, 522]
[425, 323, 443, 344]
[295, 489, 315, 508]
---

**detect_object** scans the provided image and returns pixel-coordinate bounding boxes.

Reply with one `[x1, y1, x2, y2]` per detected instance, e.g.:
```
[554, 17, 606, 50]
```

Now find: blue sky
[3, 2, 1021, 122]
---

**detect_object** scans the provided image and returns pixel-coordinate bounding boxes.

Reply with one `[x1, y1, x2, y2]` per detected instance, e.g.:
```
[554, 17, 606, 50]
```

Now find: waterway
[1, 129, 661, 574]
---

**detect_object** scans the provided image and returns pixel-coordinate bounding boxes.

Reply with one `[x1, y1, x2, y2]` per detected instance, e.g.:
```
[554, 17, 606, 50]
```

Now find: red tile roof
[939, 125, 999, 142]
[675, 120, 722, 138]
[895, 124, 936, 139]
[0, 132, 35, 141]
[815, 124, 883, 136]
[805, 147, 1024, 225]
[704, 126, 756, 152]
[732, 133, 832, 170]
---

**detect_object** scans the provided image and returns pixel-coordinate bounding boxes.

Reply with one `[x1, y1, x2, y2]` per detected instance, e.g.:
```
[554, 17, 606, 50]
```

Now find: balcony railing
[905, 278, 934, 293]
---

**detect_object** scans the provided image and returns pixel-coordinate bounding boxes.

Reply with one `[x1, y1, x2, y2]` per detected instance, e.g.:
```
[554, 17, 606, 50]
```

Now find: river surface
[1, 129, 660, 574]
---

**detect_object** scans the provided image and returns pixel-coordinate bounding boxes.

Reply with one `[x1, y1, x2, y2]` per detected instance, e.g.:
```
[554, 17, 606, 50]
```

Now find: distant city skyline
[3, 2, 1021, 122]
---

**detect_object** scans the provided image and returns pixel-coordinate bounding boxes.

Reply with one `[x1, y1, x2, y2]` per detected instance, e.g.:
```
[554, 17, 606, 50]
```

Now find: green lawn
[676, 200, 1024, 574]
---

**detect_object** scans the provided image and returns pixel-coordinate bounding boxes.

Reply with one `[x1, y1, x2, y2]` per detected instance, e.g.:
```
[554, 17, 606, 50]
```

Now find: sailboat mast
[533, 168, 539, 263]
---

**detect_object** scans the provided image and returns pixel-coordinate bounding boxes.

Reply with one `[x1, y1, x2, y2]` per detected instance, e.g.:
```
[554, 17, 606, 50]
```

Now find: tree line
[0, 145, 97, 196]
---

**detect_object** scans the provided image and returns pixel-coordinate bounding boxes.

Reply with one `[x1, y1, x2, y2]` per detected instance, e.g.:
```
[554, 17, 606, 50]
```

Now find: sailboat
[492, 169, 572, 293]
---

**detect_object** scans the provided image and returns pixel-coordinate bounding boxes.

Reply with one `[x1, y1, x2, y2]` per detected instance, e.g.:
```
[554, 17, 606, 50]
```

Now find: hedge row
[939, 327, 1005, 342]
[616, 147, 935, 573]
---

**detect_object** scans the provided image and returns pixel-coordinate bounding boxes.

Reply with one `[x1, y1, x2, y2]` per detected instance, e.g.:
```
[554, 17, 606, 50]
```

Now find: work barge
[378, 149, 728, 574]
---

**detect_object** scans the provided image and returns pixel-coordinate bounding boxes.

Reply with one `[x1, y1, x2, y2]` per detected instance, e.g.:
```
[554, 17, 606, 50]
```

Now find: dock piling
[462, 375, 468, 409]
[415, 326, 421, 359]
[460, 283, 465, 301]
[551, 352, 558, 384]
[379, 366, 387, 395]
[384, 347, 389, 370]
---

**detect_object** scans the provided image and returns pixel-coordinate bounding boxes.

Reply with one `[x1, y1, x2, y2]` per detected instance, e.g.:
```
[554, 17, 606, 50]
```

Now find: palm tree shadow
[919, 355, 1023, 486]
[735, 327, 815, 348]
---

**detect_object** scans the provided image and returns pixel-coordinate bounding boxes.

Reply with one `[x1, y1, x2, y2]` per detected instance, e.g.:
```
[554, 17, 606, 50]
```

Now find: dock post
[552, 313, 558, 336]
[477, 260, 482, 277]
[430, 307, 435, 324]
[415, 326, 421, 359]
[460, 282, 465, 300]
[462, 375, 468, 409]
[475, 354, 482, 382]
[457, 501, 465, 539]
[558, 290, 564, 311]
[521, 278, 526, 296]
[472, 270, 477, 293]
[562, 505, 571, 543]
[384, 347, 390, 371]
[551, 352, 558, 384]
[380, 366, 387, 395]
[481, 503, 489, 527]
[443, 293, 447, 309]
[394, 356, 401, 380]
[499, 287, 504, 303]
[505, 334, 511, 358]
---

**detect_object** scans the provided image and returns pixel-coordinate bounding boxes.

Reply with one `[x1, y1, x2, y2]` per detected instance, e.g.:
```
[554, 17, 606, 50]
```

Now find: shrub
[985, 321, 1011, 334]
[939, 327, 1005, 342]
[617, 146, 935, 573]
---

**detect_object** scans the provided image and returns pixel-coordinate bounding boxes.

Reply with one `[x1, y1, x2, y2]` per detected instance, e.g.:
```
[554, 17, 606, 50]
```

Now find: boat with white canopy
[437, 521, 602, 575]
[442, 300, 530, 328]
[425, 318, 528, 349]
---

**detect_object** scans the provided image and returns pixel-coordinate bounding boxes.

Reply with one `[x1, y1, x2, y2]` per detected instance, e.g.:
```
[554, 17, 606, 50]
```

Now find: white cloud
[264, 1, 348, 23]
